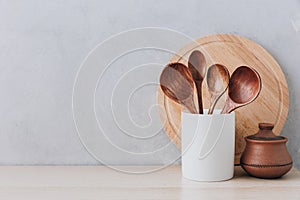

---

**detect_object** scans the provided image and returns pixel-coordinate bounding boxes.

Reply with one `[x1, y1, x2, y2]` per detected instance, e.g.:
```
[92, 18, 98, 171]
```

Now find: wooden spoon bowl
[207, 64, 230, 114]
[160, 63, 197, 114]
[222, 66, 261, 114]
[188, 50, 206, 114]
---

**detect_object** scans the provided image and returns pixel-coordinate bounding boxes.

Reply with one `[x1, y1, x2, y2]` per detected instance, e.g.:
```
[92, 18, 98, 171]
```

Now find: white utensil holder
[181, 110, 235, 181]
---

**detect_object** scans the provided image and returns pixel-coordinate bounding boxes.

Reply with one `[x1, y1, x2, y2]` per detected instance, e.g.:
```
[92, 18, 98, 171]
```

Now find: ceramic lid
[247, 123, 285, 141]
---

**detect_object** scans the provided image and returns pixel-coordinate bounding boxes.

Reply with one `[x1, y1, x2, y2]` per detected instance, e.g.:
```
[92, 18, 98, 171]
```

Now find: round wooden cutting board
[157, 34, 289, 164]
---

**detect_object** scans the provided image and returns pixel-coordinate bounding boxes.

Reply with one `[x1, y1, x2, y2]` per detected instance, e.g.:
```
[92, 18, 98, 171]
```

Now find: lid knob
[259, 123, 274, 130]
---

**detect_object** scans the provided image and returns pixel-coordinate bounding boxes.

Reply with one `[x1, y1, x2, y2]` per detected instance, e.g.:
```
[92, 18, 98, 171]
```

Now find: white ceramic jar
[181, 110, 235, 181]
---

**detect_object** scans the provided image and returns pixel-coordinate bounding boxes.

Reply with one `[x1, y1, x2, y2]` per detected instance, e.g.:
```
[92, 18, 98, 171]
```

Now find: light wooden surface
[0, 166, 298, 200]
[157, 34, 289, 164]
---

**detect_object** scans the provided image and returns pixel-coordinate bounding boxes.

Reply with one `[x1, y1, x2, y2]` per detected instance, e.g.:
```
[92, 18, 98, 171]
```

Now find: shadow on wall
[284, 77, 300, 171]
[277, 52, 299, 170]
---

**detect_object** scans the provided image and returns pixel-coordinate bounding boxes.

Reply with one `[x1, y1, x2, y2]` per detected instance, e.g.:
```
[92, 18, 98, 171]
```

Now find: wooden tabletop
[0, 166, 299, 200]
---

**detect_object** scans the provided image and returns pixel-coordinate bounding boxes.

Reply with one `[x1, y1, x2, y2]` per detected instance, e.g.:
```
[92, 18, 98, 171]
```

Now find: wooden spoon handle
[195, 81, 203, 114]
[182, 97, 198, 114]
[208, 94, 222, 114]
[221, 98, 236, 114]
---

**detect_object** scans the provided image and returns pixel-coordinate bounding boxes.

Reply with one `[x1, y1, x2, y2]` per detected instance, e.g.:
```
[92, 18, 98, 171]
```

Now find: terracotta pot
[240, 123, 292, 179]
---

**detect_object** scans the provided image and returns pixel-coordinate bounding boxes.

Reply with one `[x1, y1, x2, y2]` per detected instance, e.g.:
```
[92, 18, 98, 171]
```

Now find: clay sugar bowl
[240, 123, 292, 179]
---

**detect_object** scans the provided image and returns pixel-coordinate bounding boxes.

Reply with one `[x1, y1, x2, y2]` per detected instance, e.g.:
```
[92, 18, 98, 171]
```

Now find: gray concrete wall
[0, 0, 299, 169]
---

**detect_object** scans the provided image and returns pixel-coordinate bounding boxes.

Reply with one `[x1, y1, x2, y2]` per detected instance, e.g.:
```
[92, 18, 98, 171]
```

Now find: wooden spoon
[207, 64, 230, 114]
[221, 66, 261, 114]
[160, 63, 198, 114]
[188, 50, 206, 114]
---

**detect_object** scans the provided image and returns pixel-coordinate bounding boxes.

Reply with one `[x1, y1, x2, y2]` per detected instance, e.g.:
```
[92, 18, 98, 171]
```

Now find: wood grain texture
[157, 34, 289, 164]
[0, 166, 298, 200]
